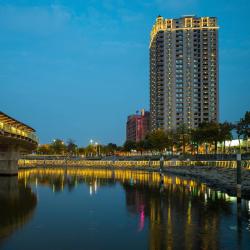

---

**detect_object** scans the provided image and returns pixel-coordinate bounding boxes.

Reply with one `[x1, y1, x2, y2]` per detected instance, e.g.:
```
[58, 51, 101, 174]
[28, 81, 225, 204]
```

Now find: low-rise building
[126, 110, 150, 142]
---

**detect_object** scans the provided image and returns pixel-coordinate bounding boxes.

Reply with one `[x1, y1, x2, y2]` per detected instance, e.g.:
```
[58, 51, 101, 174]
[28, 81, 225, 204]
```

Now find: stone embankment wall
[163, 165, 250, 198]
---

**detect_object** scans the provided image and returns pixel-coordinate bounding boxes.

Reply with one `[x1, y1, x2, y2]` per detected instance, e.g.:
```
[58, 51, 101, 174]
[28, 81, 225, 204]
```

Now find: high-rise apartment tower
[150, 15, 219, 131]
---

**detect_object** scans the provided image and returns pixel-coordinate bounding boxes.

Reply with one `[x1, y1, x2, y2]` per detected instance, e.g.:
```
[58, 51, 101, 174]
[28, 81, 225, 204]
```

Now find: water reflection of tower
[123, 183, 172, 249]
[122, 180, 233, 250]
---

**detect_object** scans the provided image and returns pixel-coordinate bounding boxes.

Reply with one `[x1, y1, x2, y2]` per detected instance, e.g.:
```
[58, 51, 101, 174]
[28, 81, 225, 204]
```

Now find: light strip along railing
[0, 121, 38, 143]
[18, 159, 250, 169]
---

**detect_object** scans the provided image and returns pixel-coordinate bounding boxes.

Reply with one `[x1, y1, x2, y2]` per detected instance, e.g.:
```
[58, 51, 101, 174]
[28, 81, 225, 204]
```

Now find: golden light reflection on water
[18, 168, 234, 202]
[0, 167, 250, 250]
[16, 168, 250, 250]
[18, 168, 200, 186]
[18, 168, 230, 250]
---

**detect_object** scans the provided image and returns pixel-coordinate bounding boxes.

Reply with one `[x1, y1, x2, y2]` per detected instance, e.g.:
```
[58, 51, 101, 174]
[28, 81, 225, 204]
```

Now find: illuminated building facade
[150, 16, 219, 131]
[126, 110, 150, 142]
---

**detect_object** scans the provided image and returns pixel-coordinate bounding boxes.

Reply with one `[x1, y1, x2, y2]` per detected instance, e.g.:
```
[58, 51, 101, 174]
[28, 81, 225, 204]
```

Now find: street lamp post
[89, 139, 101, 157]
[94, 142, 100, 156]
[94, 142, 98, 156]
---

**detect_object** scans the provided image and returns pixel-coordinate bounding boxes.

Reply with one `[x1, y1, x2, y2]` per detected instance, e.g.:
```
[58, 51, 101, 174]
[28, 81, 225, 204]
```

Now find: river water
[0, 168, 250, 250]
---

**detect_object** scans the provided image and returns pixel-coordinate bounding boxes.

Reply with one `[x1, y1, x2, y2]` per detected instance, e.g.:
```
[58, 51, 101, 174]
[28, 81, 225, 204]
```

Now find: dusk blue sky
[1, 0, 250, 146]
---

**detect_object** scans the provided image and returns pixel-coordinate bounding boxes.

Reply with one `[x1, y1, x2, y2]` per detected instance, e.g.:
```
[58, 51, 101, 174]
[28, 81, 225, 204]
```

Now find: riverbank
[162, 165, 250, 198]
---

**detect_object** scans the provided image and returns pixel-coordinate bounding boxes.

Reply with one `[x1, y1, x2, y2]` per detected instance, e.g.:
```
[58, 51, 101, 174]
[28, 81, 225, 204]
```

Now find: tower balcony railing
[0, 121, 38, 144]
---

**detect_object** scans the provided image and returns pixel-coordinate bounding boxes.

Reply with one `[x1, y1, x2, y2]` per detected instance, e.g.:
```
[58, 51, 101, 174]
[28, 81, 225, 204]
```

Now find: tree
[242, 111, 250, 139]
[242, 111, 250, 152]
[218, 122, 233, 153]
[147, 129, 169, 152]
[123, 140, 137, 152]
[192, 122, 220, 154]
[191, 128, 204, 154]
[105, 143, 117, 155]
[235, 120, 244, 153]
[67, 139, 78, 155]
[85, 145, 96, 156]
[175, 123, 191, 154]
[36, 144, 51, 155]
[141, 135, 153, 152]
[50, 139, 66, 155]
[78, 147, 85, 156]
[136, 140, 145, 155]
[164, 130, 175, 154]
[236, 111, 250, 152]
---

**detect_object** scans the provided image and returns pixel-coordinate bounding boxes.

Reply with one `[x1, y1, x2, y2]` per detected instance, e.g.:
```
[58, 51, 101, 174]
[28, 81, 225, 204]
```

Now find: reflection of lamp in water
[130, 178, 134, 186]
[89, 181, 97, 196]
[204, 193, 208, 204]
[94, 180, 98, 193]
[89, 185, 93, 196]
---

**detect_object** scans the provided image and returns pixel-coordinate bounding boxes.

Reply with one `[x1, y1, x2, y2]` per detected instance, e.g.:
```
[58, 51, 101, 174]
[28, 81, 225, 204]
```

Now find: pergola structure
[0, 111, 35, 133]
[0, 111, 38, 175]
[0, 111, 38, 143]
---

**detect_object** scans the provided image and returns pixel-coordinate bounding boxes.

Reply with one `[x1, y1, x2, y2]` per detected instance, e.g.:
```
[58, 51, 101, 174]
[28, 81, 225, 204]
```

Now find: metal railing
[0, 121, 38, 143]
[18, 159, 250, 169]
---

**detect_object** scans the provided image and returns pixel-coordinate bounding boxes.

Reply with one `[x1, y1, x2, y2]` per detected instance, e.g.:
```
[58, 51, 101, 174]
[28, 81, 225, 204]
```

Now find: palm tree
[191, 128, 204, 154]
[218, 122, 233, 153]
[242, 111, 250, 152]
[235, 120, 244, 153]
[195, 122, 219, 154]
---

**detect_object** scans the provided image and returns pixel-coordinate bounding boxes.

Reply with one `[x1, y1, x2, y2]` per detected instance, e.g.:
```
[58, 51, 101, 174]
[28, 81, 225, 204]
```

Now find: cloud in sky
[0, 1, 150, 39]
[150, 0, 198, 10]
[0, 4, 73, 36]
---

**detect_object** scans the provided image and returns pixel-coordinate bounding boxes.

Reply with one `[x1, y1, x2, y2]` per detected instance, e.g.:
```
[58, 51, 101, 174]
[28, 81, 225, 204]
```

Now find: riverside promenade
[18, 157, 250, 198]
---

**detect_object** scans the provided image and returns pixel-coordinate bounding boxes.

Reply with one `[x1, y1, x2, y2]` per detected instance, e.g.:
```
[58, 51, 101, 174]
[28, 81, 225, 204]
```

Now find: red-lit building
[126, 110, 150, 142]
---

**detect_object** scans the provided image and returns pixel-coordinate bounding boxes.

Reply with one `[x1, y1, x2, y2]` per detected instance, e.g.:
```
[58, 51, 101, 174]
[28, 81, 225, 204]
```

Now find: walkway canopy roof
[0, 111, 36, 133]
